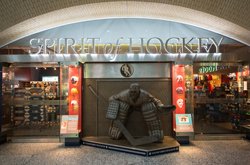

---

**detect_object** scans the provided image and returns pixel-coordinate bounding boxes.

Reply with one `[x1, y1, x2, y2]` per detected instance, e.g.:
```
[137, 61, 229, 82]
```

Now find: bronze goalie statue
[106, 83, 176, 146]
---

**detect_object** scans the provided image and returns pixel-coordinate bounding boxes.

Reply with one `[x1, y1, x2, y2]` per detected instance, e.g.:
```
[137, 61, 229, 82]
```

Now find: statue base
[82, 136, 179, 156]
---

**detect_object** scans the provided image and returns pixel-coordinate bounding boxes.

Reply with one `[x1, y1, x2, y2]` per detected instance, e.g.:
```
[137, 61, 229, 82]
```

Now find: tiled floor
[0, 140, 249, 165]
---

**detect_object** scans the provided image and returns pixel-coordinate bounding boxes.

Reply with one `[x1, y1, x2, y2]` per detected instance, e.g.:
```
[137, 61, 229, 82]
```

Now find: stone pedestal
[82, 136, 179, 156]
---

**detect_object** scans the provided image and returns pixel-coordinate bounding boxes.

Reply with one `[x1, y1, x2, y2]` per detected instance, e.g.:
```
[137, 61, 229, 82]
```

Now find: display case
[0, 62, 83, 139]
[10, 81, 59, 126]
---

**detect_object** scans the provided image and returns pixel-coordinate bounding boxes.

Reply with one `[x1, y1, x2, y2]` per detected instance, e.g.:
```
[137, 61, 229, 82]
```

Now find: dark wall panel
[83, 78, 173, 137]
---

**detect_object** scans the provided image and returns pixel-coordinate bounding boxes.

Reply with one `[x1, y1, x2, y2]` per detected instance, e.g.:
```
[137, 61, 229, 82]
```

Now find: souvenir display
[71, 87, 78, 95]
[68, 67, 81, 115]
[71, 76, 79, 85]
[68, 66, 82, 130]
[176, 87, 184, 94]
[12, 105, 25, 125]
[172, 65, 186, 114]
[46, 105, 57, 124]
[11, 81, 58, 126]
[71, 100, 79, 111]
[11, 88, 27, 125]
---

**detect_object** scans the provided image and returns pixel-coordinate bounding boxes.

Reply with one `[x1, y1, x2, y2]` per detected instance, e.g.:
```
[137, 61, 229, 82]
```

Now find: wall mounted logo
[120, 64, 134, 77]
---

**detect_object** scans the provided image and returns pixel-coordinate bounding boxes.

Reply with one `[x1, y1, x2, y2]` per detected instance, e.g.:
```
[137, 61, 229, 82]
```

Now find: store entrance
[2, 63, 63, 140]
[193, 63, 250, 134]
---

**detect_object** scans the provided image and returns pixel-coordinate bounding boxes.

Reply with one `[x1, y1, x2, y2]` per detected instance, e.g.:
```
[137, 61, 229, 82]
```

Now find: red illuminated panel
[68, 66, 82, 130]
[172, 64, 186, 129]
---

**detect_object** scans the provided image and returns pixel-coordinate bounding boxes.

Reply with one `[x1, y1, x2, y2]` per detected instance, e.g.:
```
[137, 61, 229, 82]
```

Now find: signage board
[175, 114, 194, 136]
[42, 76, 58, 82]
[29, 37, 223, 55]
[60, 115, 79, 137]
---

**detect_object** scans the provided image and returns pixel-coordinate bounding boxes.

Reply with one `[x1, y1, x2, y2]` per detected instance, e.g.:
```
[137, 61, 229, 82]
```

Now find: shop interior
[1, 63, 66, 138]
[2, 61, 250, 140]
[193, 63, 250, 134]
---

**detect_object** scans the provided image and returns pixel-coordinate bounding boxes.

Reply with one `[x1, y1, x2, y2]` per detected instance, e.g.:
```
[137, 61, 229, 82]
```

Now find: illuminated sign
[68, 66, 82, 130]
[172, 64, 186, 129]
[60, 115, 79, 136]
[198, 65, 230, 73]
[42, 76, 58, 82]
[29, 37, 223, 55]
[172, 65, 186, 114]
[175, 114, 194, 134]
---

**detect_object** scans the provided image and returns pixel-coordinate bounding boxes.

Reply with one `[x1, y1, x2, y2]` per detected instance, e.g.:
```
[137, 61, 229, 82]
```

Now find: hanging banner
[172, 64, 186, 129]
[68, 66, 82, 130]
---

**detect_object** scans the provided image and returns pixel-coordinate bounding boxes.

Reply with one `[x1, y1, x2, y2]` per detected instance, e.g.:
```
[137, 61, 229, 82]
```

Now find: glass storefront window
[0, 62, 82, 141]
[1, 63, 71, 140]
[193, 63, 249, 134]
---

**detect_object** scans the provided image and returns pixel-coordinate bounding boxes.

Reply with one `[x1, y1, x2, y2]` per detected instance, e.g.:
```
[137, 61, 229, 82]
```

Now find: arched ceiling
[0, 0, 250, 47]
